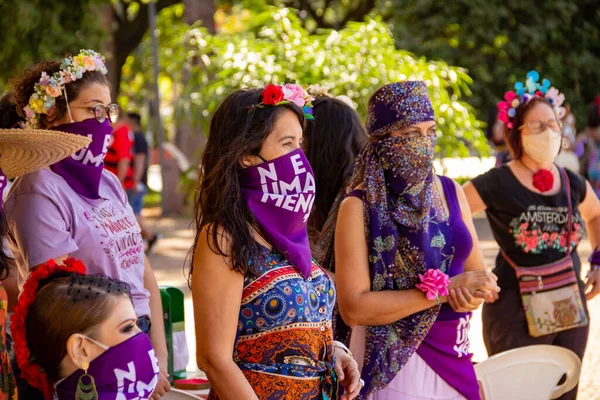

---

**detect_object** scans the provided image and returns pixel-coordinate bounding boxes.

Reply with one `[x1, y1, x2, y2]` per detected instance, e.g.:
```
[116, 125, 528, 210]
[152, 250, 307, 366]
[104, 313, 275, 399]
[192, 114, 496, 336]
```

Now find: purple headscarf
[350, 81, 442, 398]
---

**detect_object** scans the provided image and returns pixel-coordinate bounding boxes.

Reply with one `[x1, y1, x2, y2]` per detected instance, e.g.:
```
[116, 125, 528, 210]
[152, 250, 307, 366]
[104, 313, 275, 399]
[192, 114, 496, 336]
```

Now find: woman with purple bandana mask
[190, 84, 361, 399]
[335, 81, 500, 399]
[10, 258, 160, 400]
[4, 51, 170, 399]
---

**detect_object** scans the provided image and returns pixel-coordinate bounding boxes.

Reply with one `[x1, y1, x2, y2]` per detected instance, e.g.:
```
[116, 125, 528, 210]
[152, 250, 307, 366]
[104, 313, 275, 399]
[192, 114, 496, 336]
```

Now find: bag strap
[561, 168, 573, 256]
[502, 167, 573, 269]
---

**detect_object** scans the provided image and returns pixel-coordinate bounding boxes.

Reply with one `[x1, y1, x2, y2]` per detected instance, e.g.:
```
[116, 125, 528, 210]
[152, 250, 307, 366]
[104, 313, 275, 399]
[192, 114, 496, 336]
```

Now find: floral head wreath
[10, 258, 87, 399]
[497, 70, 565, 129]
[251, 83, 315, 120]
[24, 49, 108, 127]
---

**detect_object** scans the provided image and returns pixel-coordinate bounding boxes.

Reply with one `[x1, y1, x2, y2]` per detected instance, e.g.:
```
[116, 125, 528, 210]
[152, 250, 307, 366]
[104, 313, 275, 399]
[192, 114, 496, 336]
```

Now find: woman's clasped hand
[446, 270, 500, 312]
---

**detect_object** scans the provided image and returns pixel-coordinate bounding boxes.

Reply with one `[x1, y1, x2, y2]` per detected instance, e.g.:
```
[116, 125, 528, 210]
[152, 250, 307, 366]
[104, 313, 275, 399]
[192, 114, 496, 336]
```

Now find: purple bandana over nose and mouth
[50, 118, 113, 199]
[55, 333, 159, 400]
[241, 148, 316, 279]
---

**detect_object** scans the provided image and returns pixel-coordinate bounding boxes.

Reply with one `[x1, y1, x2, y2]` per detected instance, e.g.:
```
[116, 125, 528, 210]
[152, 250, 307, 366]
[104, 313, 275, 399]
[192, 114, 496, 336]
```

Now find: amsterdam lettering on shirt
[471, 165, 587, 288]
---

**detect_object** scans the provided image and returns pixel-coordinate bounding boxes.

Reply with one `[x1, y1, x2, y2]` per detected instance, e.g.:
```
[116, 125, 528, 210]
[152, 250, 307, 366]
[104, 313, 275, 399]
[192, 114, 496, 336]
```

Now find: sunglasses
[70, 103, 120, 124]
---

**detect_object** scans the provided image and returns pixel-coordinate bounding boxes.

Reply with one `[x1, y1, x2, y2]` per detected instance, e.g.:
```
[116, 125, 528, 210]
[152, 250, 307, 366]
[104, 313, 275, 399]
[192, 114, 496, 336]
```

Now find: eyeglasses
[519, 119, 562, 134]
[70, 103, 120, 124]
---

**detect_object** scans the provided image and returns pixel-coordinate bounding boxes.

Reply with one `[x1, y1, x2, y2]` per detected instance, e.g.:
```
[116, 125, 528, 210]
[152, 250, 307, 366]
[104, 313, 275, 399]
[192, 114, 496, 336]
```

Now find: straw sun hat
[0, 129, 91, 179]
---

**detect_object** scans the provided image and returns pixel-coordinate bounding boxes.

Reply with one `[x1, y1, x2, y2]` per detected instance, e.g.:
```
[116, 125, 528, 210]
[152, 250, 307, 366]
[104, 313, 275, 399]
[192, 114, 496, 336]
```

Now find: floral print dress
[208, 247, 337, 400]
[0, 284, 17, 399]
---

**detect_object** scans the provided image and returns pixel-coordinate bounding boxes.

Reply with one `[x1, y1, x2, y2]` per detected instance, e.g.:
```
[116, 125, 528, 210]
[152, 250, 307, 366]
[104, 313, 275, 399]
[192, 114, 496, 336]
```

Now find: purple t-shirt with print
[5, 168, 150, 317]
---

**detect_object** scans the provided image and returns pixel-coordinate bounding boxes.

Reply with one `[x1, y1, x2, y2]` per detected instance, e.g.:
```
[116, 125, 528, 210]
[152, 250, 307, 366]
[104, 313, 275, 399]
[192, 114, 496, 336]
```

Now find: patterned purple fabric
[350, 81, 445, 398]
[366, 81, 434, 137]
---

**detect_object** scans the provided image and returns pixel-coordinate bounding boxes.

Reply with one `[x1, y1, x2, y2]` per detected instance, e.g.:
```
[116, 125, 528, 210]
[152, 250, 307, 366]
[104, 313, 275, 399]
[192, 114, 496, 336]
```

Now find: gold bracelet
[333, 341, 354, 359]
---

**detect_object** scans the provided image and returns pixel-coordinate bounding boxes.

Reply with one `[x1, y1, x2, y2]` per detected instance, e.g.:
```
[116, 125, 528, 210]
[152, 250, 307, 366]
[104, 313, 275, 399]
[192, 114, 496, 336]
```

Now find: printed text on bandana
[258, 153, 316, 222]
[114, 349, 160, 400]
[71, 134, 111, 166]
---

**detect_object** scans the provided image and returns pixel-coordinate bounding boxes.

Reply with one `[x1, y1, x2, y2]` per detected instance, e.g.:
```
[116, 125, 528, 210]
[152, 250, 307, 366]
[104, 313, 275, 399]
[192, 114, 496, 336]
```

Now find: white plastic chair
[162, 388, 202, 399]
[475, 345, 581, 400]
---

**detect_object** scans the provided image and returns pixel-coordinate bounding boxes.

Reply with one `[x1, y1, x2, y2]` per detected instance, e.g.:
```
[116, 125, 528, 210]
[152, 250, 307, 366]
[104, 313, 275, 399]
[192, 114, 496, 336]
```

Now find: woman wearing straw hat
[3, 50, 170, 399]
[0, 92, 94, 400]
[0, 92, 93, 310]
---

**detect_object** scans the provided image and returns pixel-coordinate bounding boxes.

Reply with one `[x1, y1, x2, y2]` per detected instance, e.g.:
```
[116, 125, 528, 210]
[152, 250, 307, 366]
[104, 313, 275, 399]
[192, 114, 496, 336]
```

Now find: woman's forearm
[143, 257, 169, 367]
[585, 215, 600, 251]
[340, 288, 438, 327]
[201, 359, 258, 400]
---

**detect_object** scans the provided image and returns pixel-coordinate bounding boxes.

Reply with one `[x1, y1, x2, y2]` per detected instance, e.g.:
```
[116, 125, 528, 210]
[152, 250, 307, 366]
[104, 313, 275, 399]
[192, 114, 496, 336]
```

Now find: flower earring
[76, 361, 98, 400]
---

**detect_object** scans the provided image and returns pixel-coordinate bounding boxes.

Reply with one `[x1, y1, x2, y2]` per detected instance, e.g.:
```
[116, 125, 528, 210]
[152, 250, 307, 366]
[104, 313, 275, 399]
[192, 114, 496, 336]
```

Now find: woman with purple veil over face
[335, 81, 499, 399]
[190, 84, 362, 399]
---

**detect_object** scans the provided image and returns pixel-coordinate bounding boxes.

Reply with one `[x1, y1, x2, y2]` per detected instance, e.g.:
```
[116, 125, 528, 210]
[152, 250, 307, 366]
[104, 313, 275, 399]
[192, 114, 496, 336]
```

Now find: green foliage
[390, 0, 600, 129]
[123, 5, 490, 157]
[0, 0, 108, 87]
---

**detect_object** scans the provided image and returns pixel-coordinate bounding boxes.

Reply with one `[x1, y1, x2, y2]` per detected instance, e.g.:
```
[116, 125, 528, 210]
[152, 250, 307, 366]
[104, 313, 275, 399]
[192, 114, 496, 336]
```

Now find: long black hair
[0, 93, 24, 280]
[189, 89, 305, 279]
[304, 96, 367, 234]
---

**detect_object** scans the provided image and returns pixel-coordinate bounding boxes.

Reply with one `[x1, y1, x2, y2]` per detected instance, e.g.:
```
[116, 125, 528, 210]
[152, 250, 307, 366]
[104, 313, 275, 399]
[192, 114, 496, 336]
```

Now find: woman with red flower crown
[464, 71, 600, 400]
[190, 84, 360, 399]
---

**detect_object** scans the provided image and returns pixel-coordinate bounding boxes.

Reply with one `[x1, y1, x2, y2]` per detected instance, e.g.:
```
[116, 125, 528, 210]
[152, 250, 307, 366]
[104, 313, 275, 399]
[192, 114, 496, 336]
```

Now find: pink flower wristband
[416, 269, 451, 305]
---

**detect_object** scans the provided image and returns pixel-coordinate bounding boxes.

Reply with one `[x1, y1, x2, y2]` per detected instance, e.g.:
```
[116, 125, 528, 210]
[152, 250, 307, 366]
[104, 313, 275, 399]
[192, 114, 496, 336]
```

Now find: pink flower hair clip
[249, 83, 315, 120]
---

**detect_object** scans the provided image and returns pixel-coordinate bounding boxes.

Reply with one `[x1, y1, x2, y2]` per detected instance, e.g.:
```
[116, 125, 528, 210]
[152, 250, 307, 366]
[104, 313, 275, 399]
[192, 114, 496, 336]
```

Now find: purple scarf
[349, 81, 442, 398]
[241, 148, 316, 279]
[50, 118, 113, 199]
[55, 333, 159, 399]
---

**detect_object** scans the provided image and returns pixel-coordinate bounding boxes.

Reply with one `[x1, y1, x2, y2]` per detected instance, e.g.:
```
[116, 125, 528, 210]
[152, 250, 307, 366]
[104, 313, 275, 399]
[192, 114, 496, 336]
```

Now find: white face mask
[521, 128, 562, 165]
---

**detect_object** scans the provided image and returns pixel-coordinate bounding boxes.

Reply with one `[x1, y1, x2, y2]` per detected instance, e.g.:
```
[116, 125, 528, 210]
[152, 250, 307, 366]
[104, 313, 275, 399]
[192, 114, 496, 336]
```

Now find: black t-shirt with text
[471, 166, 587, 291]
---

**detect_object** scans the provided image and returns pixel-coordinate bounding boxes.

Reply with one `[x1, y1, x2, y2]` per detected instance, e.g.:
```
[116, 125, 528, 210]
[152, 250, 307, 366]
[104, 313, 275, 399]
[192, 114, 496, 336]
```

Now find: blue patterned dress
[208, 247, 337, 400]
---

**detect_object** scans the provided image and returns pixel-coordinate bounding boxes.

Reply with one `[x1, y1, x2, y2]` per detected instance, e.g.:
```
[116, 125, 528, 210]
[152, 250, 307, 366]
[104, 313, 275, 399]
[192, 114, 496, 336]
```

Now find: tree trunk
[109, 0, 180, 99]
[184, 0, 215, 33]
[174, 0, 215, 165]
[98, 5, 117, 100]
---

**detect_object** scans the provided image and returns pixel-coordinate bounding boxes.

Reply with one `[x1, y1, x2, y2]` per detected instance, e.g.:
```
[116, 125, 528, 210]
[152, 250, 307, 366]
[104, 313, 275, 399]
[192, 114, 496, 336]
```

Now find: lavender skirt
[350, 326, 465, 399]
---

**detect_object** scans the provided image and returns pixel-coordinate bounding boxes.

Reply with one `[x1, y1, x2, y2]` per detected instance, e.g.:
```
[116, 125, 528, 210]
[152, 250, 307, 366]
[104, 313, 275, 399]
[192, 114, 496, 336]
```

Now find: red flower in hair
[10, 258, 87, 399]
[532, 169, 554, 193]
[262, 84, 285, 105]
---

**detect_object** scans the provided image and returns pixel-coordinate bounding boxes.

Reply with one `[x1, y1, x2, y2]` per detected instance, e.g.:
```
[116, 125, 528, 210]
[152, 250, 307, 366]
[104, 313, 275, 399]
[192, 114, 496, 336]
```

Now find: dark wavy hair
[189, 89, 305, 279]
[304, 97, 367, 234]
[10, 60, 109, 129]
